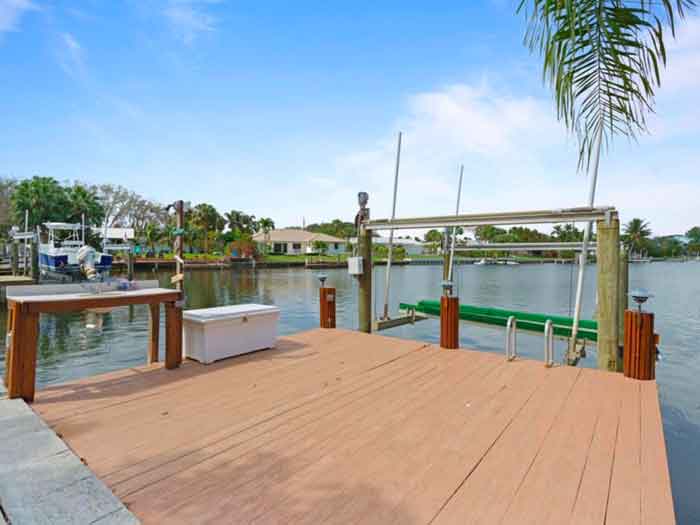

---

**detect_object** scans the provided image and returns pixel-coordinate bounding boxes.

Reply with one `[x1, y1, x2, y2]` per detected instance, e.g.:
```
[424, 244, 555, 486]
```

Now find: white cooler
[183, 304, 280, 364]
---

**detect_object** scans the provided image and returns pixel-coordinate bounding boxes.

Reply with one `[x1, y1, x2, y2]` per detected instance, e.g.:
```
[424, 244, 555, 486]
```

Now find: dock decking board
[31, 329, 674, 524]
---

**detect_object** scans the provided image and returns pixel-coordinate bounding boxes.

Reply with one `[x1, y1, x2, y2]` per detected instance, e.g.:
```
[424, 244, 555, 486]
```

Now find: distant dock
[2, 328, 675, 524]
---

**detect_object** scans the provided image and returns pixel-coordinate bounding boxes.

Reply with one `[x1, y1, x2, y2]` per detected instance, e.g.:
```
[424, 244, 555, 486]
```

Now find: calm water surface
[1, 262, 698, 523]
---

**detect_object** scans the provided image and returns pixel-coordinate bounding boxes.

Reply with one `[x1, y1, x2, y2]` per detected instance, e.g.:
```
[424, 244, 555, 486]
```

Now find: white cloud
[164, 0, 222, 44]
[0, 0, 38, 35]
[660, 16, 700, 94]
[261, 76, 698, 236]
[57, 32, 86, 78]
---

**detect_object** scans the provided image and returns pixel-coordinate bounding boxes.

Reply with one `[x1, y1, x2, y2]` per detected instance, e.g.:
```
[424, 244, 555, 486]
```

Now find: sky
[1, 0, 699, 236]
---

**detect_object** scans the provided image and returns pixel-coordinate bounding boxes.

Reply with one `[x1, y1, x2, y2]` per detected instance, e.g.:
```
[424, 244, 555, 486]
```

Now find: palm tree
[518, 1, 693, 169]
[143, 223, 162, 256]
[623, 218, 652, 255]
[517, 0, 694, 349]
[192, 203, 224, 253]
[257, 217, 275, 254]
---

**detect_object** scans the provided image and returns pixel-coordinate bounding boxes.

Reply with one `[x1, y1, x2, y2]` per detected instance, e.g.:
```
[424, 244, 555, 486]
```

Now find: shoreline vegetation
[1, 177, 699, 266]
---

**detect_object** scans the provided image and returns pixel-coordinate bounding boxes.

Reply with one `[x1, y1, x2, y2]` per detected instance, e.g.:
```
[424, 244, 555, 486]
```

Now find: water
[1, 262, 698, 522]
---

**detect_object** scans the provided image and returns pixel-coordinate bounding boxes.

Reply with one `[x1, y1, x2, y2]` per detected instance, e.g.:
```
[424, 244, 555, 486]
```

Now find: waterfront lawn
[262, 254, 348, 263]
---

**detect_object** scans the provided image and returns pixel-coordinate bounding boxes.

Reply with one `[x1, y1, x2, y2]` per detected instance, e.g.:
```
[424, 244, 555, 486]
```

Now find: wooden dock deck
[31, 329, 674, 524]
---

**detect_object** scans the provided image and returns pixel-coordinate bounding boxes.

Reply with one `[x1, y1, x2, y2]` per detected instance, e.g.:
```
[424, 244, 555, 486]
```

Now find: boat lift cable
[447, 165, 464, 284]
[381, 131, 402, 320]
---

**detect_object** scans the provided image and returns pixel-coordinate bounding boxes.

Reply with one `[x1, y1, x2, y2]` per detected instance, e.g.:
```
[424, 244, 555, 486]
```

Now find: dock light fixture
[629, 288, 653, 312]
[318, 273, 328, 287]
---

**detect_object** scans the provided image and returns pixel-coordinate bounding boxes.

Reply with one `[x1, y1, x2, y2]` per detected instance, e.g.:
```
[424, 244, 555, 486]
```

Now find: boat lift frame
[354, 201, 626, 371]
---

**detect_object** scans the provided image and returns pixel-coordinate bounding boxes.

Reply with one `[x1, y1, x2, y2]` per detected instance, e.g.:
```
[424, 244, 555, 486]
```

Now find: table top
[7, 286, 181, 313]
[7, 287, 177, 304]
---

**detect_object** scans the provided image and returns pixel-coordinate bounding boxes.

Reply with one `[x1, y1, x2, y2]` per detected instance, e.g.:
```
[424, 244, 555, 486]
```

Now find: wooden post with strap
[623, 309, 655, 380]
[319, 285, 336, 329]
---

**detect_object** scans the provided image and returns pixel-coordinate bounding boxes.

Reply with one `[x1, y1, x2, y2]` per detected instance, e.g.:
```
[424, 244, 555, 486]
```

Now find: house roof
[252, 229, 345, 244]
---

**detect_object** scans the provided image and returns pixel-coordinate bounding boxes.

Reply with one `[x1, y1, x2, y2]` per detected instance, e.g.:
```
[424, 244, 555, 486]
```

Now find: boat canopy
[43, 222, 82, 230]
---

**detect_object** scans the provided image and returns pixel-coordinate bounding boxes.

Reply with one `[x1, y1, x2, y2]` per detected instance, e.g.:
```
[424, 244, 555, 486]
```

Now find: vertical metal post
[569, 125, 604, 356]
[447, 165, 464, 283]
[382, 132, 402, 320]
[23, 209, 29, 276]
[175, 200, 184, 293]
[596, 213, 620, 371]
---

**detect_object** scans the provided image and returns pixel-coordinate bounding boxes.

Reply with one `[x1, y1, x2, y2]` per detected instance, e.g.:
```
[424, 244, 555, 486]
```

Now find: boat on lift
[39, 222, 112, 281]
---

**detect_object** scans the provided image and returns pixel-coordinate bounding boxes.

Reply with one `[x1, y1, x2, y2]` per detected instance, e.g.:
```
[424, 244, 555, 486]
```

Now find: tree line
[420, 220, 700, 259]
[0, 176, 275, 256]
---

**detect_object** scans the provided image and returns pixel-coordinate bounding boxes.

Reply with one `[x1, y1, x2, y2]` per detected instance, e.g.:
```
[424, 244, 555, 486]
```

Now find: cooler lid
[184, 304, 280, 323]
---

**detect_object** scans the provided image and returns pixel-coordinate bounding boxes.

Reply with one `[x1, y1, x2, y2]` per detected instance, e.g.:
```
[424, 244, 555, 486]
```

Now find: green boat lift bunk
[398, 300, 598, 343]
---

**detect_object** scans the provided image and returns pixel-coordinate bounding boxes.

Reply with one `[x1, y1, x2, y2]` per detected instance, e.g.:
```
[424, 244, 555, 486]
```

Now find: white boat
[39, 222, 112, 281]
[506, 260, 520, 266]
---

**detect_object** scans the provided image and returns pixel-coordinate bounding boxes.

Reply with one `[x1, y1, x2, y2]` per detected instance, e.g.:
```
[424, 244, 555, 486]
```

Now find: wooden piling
[357, 213, 372, 334]
[5, 303, 39, 402]
[623, 309, 655, 380]
[617, 248, 629, 372]
[164, 302, 182, 369]
[127, 249, 135, 282]
[10, 241, 18, 276]
[440, 295, 459, 349]
[319, 287, 336, 329]
[596, 214, 620, 372]
[30, 239, 39, 283]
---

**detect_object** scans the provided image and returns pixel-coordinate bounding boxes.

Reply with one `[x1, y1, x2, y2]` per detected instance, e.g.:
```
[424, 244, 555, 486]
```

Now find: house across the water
[252, 229, 346, 255]
[349, 235, 429, 256]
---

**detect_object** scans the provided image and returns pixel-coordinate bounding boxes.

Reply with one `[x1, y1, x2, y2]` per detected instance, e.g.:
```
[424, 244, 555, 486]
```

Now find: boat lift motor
[77, 245, 100, 281]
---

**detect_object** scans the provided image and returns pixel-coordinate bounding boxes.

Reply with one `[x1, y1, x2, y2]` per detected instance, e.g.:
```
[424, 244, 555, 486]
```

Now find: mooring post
[30, 238, 39, 283]
[357, 195, 372, 333]
[596, 213, 620, 371]
[623, 309, 655, 380]
[10, 241, 18, 276]
[617, 248, 629, 371]
[440, 294, 459, 349]
[127, 247, 135, 282]
[320, 286, 336, 329]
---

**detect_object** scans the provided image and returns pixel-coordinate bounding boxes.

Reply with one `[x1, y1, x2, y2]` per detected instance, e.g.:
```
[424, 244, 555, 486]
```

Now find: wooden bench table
[4, 282, 183, 402]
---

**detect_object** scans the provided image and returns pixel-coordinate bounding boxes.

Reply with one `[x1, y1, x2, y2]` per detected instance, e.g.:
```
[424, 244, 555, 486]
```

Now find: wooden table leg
[165, 302, 182, 369]
[6, 304, 39, 402]
[148, 303, 160, 364]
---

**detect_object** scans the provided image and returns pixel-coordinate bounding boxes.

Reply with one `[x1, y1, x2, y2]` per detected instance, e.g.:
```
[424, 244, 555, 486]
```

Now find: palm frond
[518, 0, 695, 169]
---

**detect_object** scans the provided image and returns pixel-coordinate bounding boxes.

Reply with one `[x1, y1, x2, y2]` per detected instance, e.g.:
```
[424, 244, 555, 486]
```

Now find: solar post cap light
[629, 288, 653, 312]
[441, 279, 454, 296]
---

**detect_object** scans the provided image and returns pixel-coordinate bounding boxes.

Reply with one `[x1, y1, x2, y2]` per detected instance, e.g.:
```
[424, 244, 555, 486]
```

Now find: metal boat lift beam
[365, 206, 615, 231]
[456, 242, 596, 252]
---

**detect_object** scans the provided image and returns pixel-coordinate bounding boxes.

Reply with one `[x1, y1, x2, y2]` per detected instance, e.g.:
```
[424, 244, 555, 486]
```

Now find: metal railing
[505, 316, 517, 361]
[544, 319, 554, 367]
